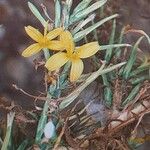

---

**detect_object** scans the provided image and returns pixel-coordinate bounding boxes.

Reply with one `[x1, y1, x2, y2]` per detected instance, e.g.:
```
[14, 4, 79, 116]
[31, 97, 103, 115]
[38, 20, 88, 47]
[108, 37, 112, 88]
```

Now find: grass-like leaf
[102, 74, 113, 107]
[59, 62, 126, 110]
[66, 0, 73, 12]
[35, 100, 49, 143]
[129, 67, 149, 78]
[1, 112, 15, 150]
[105, 19, 116, 62]
[72, 14, 96, 34]
[122, 36, 144, 79]
[62, 3, 70, 28]
[121, 84, 141, 107]
[64, 0, 73, 28]
[28, 2, 46, 26]
[115, 27, 126, 58]
[70, 0, 107, 24]
[72, 0, 92, 16]
[130, 75, 149, 85]
[100, 44, 131, 51]
[54, 0, 61, 27]
[74, 14, 118, 42]
[17, 139, 29, 150]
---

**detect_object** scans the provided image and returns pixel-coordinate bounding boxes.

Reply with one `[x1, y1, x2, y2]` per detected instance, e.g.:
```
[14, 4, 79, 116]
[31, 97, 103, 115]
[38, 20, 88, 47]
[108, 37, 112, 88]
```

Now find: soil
[0, 0, 150, 106]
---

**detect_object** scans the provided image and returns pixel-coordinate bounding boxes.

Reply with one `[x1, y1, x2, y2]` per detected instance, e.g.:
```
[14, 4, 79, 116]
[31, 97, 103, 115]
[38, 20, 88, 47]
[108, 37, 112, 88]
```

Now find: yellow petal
[46, 28, 64, 40]
[45, 52, 69, 71]
[25, 26, 43, 42]
[47, 41, 65, 51]
[60, 30, 74, 54]
[70, 59, 84, 82]
[76, 42, 99, 58]
[22, 43, 41, 57]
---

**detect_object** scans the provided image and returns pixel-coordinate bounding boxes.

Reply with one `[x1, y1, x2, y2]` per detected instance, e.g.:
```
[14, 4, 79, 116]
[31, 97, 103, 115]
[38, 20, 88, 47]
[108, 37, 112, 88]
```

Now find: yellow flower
[45, 30, 100, 82]
[22, 26, 64, 57]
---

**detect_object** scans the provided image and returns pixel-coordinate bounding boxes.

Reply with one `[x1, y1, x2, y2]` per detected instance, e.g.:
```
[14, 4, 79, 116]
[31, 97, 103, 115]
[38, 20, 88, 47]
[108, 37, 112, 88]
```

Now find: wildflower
[45, 30, 99, 82]
[22, 25, 64, 57]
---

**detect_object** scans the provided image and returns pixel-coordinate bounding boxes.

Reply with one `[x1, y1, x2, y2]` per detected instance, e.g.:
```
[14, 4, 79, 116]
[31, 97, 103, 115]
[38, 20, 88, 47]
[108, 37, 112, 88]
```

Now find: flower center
[39, 37, 49, 47]
[67, 52, 79, 61]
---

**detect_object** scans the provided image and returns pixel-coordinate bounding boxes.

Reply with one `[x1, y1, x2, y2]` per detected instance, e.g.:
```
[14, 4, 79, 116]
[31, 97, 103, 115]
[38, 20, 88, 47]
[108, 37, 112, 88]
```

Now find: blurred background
[0, 0, 150, 109]
[0, 0, 55, 108]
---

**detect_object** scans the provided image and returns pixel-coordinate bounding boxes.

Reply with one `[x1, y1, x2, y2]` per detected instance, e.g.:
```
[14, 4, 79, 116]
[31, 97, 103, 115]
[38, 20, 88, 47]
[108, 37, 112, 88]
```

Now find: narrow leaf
[100, 44, 131, 50]
[1, 112, 15, 150]
[54, 0, 61, 27]
[121, 84, 141, 107]
[123, 36, 144, 79]
[17, 140, 29, 150]
[62, 3, 70, 28]
[70, 0, 107, 24]
[35, 100, 49, 143]
[105, 19, 116, 62]
[59, 62, 126, 110]
[74, 14, 119, 42]
[72, 14, 96, 34]
[130, 75, 149, 85]
[28, 2, 46, 26]
[115, 26, 126, 57]
[72, 0, 92, 15]
[102, 74, 113, 107]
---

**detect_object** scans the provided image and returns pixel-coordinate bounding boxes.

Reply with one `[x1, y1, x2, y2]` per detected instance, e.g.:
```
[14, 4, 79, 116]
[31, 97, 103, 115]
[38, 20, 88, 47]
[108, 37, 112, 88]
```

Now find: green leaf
[121, 84, 141, 107]
[115, 27, 126, 58]
[122, 36, 144, 79]
[63, 0, 73, 28]
[1, 112, 15, 150]
[17, 140, 29, 150]
[28, 2, 46, 26]
[130, 75, 149, 85]
[59, 62, 126, 110]
[72, 0, 92, 15]
[102, 74, 113, 107]
[105, 19, 116, 62]
[74, 14, 119, 42]
[70, 0, 107, 24]
[72, 14, 96, 34]
[54, 0, 61, 28]
[43, 48, 50, 60]
[66, 0, 73, 12]
[59, 62, 71, 85]
[35, 100, 49, 143]
[129, 67, 149, 77]
[62, 2, 70, 28]
[100, 43, 131, 50]
[91, 19, 98, 40]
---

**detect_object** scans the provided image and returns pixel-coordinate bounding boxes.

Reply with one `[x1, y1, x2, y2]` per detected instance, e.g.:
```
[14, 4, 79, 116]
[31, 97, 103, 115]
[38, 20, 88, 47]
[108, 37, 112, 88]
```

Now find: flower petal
[60, 30, 74, 54]
[22, 43, 41, 57]
[47, 40, 65, 51]
[46, 28, 64, 40]
[45, 52, 69, 71]
[70, 59, 84, 82]
[25, 26, 43, 42]
[76, 42, 99, 58]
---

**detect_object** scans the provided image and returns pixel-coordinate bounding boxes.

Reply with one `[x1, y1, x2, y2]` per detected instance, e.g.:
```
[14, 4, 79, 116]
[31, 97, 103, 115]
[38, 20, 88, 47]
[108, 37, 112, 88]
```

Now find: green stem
[43, 48, 50, 60]
[35, 100, 49, 143]
[1, 112, 15, 150]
